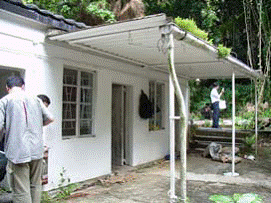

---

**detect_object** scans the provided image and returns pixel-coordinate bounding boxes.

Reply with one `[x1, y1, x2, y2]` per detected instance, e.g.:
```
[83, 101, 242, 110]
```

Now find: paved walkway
[59, 150, 271, 202]
[1, 150, 271, 202]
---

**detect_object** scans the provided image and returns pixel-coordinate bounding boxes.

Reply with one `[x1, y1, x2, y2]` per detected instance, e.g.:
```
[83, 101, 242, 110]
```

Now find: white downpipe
[255, 79, 258, 157]
[232, 72, 236, 174]
[169, 76, 176, 200]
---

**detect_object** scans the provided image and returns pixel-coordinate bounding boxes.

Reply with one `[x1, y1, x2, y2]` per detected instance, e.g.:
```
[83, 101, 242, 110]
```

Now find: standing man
[0, 76, 54, 203]
[210, 82, 224, 128]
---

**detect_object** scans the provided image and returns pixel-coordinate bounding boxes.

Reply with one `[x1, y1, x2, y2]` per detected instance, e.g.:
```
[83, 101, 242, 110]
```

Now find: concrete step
[194, 127, 252, 138]
[193, 135, 244, 143]
[190, 127, 252, 152]
[193, 140, 243, 147]
[0, 193, 12, 203]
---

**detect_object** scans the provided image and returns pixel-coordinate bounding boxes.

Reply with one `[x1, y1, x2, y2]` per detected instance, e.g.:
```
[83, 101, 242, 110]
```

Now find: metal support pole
[169, 76, 177, 201]
[232, 72, 236, 174]
[168, 31, 187, 202]
[224, 71, 239, 176]
[160, 24, 187, 202]
[255, 79, 258, 157]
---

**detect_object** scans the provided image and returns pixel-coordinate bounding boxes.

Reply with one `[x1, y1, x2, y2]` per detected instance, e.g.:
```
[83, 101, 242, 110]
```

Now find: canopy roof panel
[49, 14, 261, 79]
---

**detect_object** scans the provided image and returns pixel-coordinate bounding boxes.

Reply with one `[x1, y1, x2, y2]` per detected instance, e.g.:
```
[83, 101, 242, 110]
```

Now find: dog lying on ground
[203, 142, 242, 163]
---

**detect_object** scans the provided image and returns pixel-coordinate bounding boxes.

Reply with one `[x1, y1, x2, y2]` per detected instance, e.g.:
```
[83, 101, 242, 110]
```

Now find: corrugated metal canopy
[49, 14, 261, 79]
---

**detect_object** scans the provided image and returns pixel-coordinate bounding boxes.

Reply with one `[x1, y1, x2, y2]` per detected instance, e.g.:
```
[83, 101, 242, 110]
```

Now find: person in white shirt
[210, 82, 224, 128]
[0, 76, 54, 203]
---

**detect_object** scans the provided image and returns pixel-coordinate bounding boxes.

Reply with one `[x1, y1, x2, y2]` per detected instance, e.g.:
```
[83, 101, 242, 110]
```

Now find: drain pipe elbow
[171, 25, 187, 41]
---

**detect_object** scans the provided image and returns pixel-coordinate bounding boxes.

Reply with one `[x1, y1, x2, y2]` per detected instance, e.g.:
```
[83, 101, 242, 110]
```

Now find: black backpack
[139, 90, 154, 119]
[0, 133, 7, 182]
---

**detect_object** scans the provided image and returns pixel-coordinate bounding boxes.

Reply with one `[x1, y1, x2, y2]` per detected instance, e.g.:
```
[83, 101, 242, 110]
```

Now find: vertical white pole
[165, 26, 187, 201]
[255, 79, 258, 157]
[169, 76, 176, 200]
[232, 71, 236, 175]
[225, 71, 238, 176]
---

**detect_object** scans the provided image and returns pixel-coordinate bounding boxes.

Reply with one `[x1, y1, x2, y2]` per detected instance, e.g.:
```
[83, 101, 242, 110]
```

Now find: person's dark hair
[212, 82, 219, 88]
[6, 76, 25, 88]
[37, 94, 51, 106]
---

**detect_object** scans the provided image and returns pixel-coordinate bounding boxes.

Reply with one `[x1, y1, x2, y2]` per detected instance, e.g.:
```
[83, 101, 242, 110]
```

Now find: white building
[0, 0, 260, 190]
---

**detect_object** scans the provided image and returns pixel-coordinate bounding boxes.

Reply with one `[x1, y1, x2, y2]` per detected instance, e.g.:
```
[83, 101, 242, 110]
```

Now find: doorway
[0, 67, 23, 98]
[111, 84, 132, 169]
[0, 66, 23, 188]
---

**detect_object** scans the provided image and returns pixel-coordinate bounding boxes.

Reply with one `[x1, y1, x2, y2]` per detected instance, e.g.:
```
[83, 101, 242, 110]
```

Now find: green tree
[22, 0, 116, 25]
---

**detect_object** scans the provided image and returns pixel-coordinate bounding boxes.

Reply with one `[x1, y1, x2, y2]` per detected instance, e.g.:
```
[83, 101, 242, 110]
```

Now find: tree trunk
[167, 33, 188, 203]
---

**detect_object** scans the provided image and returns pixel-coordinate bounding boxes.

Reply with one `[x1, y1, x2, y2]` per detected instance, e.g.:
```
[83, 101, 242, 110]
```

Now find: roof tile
[1, 0, 88, 31]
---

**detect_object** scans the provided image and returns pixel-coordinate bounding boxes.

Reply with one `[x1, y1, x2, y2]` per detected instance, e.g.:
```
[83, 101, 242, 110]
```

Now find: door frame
[111, 83, 133, 166]
[0, 66, 25, 98]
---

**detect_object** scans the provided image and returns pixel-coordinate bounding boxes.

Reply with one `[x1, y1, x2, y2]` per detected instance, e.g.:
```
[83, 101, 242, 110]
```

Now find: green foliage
[209, 193, 263, 203]
[144, 0, 174, 16]
[201, 0, 218, 32]
[86, 0, 116, 23]
[0, 187, 10, 195]
[54, 167, 79, 201]
[22, 0, 61, 14]
[217, 44, 232, 58]
[41, 167, 80, 202]
[175, 17, 208, 41]
[41, 191, 53, 203]
[262, 108, 271, 117]
[55, 183, 78, 200]
[235, 111, 255, 130]
[174, 17, 231, 58]
[189, 79, 261, 122]
[244, 134, 256, 148]
[22, 0, 116, 25]
[189, 80, 212, 114]
[203, 120, 211, 127]
[209, 194, 233, 202]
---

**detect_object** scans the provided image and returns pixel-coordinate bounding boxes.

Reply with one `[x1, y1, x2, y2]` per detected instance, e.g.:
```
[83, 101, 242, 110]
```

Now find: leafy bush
[217, 44, 232, 58]
[209, 193, 263, 203]
[244, 134, 256, 148]
[203, 120, 212, 127]
[175, 17, 231, 58]
[87, 0, 116, 23]
[175, 17, 208, 40]
[23, 0, 116, 25]
[41, 191, 53, 203]
[235, 110, 255, 130]
[189, 79, 258, 121]
[262, 108, 271, 118]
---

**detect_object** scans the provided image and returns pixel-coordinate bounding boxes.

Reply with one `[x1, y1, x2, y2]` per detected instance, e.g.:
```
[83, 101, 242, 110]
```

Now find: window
[62, 68, 95, 138]
[149, 81, 164, 131]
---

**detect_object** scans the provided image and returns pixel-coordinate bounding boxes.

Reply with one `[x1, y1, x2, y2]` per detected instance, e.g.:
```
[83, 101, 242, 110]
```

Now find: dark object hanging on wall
[139, 90, 154, 119]
[0, 134, 7, 182]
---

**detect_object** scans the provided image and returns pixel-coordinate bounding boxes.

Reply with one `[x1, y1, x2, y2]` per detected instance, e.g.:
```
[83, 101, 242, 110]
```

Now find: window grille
[62, 68, 95, 137]
[149, 81, 164, 131]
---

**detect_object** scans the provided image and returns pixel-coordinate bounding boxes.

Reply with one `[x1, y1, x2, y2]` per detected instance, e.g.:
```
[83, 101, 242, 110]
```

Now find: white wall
[0, 11, 189, 190]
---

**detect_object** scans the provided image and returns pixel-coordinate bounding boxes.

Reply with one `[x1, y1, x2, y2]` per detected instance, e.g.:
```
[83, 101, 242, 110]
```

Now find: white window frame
[149, 81, 165, 131]
[62, 66, 96, 139]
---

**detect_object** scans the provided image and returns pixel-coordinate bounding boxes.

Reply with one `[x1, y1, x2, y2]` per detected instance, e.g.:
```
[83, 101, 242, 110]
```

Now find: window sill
[149, 127, 165, 132]
[62, 134, 96, 140]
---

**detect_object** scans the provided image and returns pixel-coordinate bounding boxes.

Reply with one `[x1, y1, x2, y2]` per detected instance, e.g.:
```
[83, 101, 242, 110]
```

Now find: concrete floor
[1, 148, 271, 203]
[59, 148, 271, 202]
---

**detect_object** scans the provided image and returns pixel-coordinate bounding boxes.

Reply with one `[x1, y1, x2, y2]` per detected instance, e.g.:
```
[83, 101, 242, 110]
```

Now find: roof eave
[169, 23, 262, 79]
